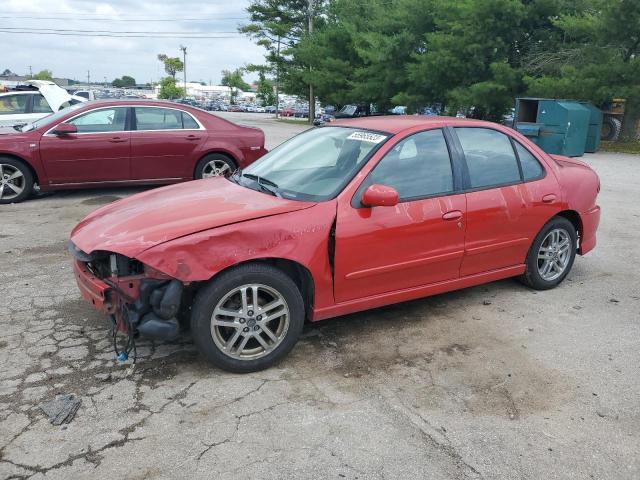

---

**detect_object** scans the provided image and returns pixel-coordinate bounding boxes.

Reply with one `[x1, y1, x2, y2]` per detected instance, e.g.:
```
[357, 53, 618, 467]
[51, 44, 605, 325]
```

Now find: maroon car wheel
[0, 157, 33, 204]
[195, 154, 236, 179]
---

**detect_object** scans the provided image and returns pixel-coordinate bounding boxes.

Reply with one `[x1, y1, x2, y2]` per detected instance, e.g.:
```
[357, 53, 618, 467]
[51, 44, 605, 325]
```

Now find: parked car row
[0, 99, 267, 203]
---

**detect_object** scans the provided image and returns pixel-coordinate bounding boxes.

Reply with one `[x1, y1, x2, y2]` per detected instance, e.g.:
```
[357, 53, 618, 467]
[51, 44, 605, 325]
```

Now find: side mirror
[52, 123, 78, 135]
[361, 184, 399, 207]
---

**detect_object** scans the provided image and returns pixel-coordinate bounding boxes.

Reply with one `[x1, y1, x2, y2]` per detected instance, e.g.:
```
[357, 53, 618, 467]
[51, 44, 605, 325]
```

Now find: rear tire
[520, 217, 577, 290]
[601, 116, 622, 141]
[0, 157, 33, 204]
[194, 154, 236, 179]
[191, 263, 305, 373]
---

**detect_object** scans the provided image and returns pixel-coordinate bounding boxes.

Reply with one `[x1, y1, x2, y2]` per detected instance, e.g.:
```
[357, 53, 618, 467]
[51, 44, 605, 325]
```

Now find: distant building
[155, 82, 257, 102]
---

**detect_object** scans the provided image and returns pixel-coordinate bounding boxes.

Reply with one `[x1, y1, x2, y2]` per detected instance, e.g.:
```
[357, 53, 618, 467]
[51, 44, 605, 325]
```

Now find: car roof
[76, 99, 181, 108]
[330, 115, 496, 135]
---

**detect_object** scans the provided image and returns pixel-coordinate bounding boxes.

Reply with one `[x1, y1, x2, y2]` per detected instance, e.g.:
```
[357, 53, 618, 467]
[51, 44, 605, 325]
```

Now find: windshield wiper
[242, 173, 281, 197]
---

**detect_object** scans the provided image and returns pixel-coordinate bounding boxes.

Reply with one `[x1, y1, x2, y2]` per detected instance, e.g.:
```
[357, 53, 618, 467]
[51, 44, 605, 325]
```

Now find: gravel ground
[0, 113, 638, 479]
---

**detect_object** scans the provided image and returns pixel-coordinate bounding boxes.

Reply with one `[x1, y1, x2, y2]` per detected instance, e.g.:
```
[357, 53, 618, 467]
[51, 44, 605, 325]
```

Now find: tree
[29, 69, 54, 81]
[1, 69, 15, 76]
[157, 77, 184, 99]
[255, 72, 276, 106]
[157, 54, 184, 79]
[112, 75, 136, 88]
[240, 0, 327, 119]
[221, 68, 251, 104]
[524, 0, 640, 140]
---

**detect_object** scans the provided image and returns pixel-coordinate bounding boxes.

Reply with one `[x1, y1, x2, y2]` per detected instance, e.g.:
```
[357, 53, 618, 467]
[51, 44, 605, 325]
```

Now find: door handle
[442, 210, 463, 221]
[185, 135, 201, 140]
[542, 194, 557, 203]
[109, 137, 127, 143]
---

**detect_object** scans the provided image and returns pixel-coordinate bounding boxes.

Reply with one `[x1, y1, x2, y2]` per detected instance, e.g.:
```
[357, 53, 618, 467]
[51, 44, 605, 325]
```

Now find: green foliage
[157, 54, 184, 79]
[255, 72, 276, 106]
[29, 70, 54, 81]
[221, 69, 251, 104]
[242, 0, 640, 135]
[1, 69, 14, 76]
[157, 77, 184, 99]
[112, 75, 136, 88]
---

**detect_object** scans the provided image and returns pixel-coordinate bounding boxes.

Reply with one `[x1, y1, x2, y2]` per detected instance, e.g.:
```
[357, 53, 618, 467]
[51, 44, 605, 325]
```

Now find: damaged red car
[69, 116, 601, 372]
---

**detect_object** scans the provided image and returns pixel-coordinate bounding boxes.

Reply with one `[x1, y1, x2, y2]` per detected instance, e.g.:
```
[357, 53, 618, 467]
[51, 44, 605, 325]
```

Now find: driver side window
[68, 107, 127, 133]
[367, 129, 454, 201]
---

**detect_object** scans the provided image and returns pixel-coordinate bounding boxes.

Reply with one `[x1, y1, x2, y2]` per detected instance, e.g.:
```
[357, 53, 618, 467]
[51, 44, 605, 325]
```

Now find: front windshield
[240, 127, 390, 201]
[20, 102, 84, 132]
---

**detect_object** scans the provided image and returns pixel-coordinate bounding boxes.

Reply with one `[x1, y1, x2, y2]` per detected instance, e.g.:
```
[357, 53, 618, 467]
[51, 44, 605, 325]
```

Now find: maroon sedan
[0, 100, 267, 203]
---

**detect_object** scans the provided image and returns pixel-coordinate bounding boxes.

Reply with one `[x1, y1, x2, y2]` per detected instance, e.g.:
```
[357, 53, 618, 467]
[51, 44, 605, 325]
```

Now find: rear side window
[182, 112, 199, 129]
[32, 95, 52, 114]
[368, 129, 453, 201]
[0, 94, 27, 115]
[456, 127, 521, 188]
[514, 141, 544, 180]
[135, 107, 182, 130]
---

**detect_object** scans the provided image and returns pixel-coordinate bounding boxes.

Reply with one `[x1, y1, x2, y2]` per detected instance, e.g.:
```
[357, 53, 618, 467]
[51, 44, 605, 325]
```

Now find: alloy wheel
[202, 160, 232, 178]
[537, 228, 572, 281]
[210, 284, 290, 360]
[0, 164, 25, 201]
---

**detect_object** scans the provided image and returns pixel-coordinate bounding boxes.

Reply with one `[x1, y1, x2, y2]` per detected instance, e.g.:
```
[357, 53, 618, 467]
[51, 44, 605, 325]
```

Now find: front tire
[194, 154, 236, 179]
[520, 217, 577, 290]
[0, 157, 33, 204]
[191, 263, 305, 373]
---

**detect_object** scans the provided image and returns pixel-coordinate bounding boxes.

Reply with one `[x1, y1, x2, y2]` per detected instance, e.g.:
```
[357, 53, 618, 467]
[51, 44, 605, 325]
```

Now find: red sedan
[0, 99, 266, 203]
[69, 116, 600, 372]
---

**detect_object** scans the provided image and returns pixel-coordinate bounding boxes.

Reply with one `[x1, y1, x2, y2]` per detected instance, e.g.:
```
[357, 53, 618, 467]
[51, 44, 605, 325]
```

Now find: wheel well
[556, 210, 583, 250]
[203, 258, 315, 321]
[0, 154, 39, 185]
[194, 151, 238, 178]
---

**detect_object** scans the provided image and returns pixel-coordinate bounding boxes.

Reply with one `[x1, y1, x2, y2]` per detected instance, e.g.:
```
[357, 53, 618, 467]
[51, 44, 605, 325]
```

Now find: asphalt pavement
[0, 113, 638, 479]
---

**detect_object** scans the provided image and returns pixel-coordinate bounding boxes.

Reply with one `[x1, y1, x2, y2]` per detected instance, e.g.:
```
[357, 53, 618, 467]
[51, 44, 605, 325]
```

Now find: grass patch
[276, 118, 313, 126]
[600, 140, 640, 154]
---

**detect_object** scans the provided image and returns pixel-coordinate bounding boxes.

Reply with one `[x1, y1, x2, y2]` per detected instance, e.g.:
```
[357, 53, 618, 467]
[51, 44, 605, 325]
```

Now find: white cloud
[1, 0, 266, 85]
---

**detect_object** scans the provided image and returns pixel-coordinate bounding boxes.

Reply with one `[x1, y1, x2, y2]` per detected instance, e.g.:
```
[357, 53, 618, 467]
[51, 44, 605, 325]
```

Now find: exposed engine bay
[68, 241, 189, 361]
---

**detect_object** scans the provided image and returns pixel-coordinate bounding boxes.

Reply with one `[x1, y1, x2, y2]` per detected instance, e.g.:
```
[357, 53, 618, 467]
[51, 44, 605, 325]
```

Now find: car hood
[0, 126, 23, 136]
[70, 178, 316, 259]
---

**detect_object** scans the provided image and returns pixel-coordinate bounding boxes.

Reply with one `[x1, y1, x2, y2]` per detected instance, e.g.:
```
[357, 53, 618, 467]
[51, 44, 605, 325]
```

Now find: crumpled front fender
[136, 202, 337, 311]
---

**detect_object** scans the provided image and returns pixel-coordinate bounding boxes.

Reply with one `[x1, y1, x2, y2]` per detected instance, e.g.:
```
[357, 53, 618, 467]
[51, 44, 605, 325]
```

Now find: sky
[1, 0, 266, 85]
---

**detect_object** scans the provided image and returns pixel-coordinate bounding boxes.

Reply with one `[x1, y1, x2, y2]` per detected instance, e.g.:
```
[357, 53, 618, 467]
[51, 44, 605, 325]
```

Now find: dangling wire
[111, 304, 137, 363]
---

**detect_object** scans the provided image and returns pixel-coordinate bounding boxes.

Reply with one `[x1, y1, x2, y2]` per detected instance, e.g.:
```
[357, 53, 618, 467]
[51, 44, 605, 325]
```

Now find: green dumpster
[579, 102, 603, 153]
[514, 98, 595, 157]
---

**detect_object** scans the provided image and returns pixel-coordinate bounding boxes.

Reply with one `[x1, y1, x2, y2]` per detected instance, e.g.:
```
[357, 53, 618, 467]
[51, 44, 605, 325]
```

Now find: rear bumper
[579, 205, 601, 255]
[73, 260, 115, 313]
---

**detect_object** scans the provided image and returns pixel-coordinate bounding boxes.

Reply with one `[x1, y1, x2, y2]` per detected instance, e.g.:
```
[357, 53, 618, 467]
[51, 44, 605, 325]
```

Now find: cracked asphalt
[1, 113, 639, 479]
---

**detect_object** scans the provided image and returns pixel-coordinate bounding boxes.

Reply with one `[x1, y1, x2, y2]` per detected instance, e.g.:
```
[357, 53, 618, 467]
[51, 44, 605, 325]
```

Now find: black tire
[520, 216, 577, 290]
[0, 157, 34, 204]
[194, 153, 237, 179]
[601, 116, 622, 141]
[191, 263, 305, 373]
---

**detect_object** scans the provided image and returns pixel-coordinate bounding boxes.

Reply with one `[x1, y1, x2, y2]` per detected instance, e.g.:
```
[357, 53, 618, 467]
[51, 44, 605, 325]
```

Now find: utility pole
[28, 65, 33, 78]
[180, 45, 187, 99]
[87, 70, 90, 87]
[275, 36, 281, 119]
[307, 0, 315, 124]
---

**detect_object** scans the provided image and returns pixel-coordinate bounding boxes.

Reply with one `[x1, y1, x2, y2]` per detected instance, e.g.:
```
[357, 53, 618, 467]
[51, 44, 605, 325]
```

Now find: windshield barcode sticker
[347, 131, 387, 143]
